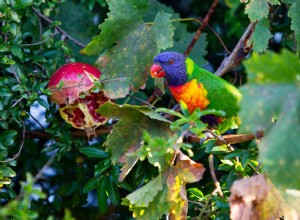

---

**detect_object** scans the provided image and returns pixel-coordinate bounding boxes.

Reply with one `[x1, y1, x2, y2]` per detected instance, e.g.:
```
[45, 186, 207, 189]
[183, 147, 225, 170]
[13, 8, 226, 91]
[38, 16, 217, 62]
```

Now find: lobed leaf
[82, 0, 149, 55]
[240, 50, 300, 191]
[249, 18, 272, 53]
[244, 0, 269, 22]
[285, 1, 300, 53]
[122, 151, 205, 219]
[97, 102, 172, 180]
[83, 0, 174, 99]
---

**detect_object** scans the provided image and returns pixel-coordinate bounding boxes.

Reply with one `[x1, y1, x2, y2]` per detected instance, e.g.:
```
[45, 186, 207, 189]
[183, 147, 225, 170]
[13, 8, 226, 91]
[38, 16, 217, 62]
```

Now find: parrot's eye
[169, 59, 174, 65]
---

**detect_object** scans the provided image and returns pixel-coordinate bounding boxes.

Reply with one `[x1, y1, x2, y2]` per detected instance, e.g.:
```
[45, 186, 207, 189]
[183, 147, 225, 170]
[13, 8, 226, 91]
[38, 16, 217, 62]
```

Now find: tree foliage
[0, 0, 300, 219]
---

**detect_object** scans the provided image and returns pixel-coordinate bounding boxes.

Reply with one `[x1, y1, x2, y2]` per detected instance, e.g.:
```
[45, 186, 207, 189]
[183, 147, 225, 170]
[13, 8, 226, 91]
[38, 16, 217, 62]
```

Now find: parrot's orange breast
[169, 79, 210, 113]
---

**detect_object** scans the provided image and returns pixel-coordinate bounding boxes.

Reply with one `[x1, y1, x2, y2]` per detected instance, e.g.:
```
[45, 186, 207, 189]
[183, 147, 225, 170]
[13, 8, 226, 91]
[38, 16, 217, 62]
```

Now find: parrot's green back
[186, 58, 242, 117]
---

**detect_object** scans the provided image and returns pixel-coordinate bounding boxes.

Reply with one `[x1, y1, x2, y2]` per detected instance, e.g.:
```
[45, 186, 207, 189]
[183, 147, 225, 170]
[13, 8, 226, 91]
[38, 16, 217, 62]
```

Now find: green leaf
[79, 147, 108, 158]
[97, 102, 172, 181]
[286, 1, 300, 53]
[244, 0, 269, 22]
[259, 98, 300, 189]
[83, 177, 99, 193]
[83, 1, 174, 99]
[156, 108, 184, 119]
[267, 0, 280, 4]
[0, 130, 18, 148]
[211, 145, 231, 154]
[97, 177, 108, 214]
[179, 100, 190, 117]
[0, 166, 16, 177]
[97, 102, 171, 162]
[243, 50, 300, 84]
[249, 18, 272, 53]
[36, 98, 49, 110]
[150, 11, 174, 50]
[124, 173, 163, 206]
[0, 87, 12, 97]
[12, 0, 33, 10]
[96, 11, 174, 99]
[240, 50, 300, 191]
[94, 160, 111, 176]
[122, 152, 205, 219]
[82, 0, 149, 55]
[10, 45, 23, 59]
[107, 176, 120, 206]
[187, 188, 204, 200]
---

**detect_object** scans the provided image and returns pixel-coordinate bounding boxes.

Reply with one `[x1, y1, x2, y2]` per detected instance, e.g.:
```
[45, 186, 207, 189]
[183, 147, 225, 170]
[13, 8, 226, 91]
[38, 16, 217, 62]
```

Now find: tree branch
[24, 125, 254, 146]
[209, 154, 223, 197]
[215, 22, 257, 77]
[184, 0, 219, 56]
[24, 126, 113, 139]
[186, 133, 255, 145]
[32, 7, 86, 48]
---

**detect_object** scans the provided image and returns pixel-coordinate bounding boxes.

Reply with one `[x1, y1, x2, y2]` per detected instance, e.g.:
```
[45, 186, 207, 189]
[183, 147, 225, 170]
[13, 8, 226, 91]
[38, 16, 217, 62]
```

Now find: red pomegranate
[48, 62, 110, 134]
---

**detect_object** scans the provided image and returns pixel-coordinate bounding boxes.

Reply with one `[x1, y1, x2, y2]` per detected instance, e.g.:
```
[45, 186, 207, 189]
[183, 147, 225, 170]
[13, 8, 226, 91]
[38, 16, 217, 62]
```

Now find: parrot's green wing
[186, 58, 242, 117]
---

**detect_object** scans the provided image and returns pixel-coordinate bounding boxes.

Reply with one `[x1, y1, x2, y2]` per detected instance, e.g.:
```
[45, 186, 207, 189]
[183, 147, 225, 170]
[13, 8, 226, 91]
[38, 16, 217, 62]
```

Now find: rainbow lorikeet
[150, 52, 242, 128]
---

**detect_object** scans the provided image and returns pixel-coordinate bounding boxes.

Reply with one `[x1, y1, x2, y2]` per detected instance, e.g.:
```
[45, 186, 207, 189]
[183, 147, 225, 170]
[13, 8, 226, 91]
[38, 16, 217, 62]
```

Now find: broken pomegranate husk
[48, 62, 110, 135]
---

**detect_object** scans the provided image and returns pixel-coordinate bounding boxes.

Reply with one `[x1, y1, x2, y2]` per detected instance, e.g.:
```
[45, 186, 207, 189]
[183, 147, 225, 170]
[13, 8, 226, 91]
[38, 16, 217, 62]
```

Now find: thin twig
[28, 111, 45, 130]
[24, 126, 113, 139]
[145, 87, 163, 105]
[205, 23, 230, 54]
[19, 32, 58, 47]
[33, 153, 56, 182]
[32, 7, 86, 48]
[10, 65, 31, 95]
[204, 129, 235, 151]
[204, 129, 239, 164]
[0, 121, 26, 163]
[15, 153, 57, 201]
[166, 17, 230, 53]
[184, 0, 219, 56]
[253, 162, 262, 175]
[10, 65, 21, 84]
[48, 77, 127, 93]
[208, 154, 223, 197]
[11, 97, 24, 108]
[188, 200, 205, 207]
[128, 94, 155, 108]
[215, 22, 256, 77]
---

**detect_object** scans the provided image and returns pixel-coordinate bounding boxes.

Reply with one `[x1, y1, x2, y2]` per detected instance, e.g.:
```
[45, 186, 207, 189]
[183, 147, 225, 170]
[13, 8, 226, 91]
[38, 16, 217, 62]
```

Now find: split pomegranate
[48, 62, 110, 133]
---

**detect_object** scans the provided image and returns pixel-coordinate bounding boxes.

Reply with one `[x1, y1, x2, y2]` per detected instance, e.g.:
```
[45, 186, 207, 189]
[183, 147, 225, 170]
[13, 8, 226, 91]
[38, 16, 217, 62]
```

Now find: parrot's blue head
[150, 52, 188, 87]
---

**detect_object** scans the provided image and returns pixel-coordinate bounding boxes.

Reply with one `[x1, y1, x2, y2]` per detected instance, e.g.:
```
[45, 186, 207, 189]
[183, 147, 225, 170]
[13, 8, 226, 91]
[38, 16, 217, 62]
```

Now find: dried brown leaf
[229, 175, 284, 220]
[168, 151, 206, 220]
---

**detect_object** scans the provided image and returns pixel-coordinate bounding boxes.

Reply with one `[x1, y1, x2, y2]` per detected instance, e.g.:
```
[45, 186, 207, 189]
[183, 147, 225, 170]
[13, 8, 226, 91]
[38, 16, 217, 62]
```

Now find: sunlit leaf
[122, 151, 205, 219]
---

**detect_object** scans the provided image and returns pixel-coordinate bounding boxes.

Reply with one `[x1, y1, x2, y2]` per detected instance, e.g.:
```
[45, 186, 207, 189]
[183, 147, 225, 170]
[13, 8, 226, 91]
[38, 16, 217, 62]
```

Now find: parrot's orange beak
[150, 64, 165, 78]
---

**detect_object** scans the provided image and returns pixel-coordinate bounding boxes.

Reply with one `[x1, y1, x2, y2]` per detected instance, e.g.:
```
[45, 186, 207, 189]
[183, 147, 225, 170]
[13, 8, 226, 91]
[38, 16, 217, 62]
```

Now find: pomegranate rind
[58, 90, 110, 130]
[48, 62, 101, 104]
